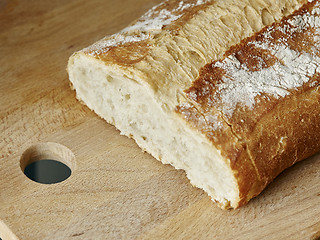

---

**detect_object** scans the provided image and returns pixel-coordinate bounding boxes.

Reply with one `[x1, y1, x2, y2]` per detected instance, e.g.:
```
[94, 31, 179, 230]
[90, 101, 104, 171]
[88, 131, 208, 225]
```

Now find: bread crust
[82, 0, 215, 64]
[176, 1, 320, 206]
[82, 0, 307, 68]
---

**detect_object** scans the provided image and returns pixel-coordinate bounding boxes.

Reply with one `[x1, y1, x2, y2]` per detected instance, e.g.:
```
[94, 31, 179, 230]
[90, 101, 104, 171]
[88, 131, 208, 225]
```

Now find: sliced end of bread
[68, 53, 240, 208]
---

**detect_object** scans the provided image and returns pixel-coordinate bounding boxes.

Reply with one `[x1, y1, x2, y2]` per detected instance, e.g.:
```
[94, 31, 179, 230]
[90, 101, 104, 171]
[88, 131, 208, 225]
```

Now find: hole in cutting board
[24, 159, 71, 184]
[20, 142, 76, 184]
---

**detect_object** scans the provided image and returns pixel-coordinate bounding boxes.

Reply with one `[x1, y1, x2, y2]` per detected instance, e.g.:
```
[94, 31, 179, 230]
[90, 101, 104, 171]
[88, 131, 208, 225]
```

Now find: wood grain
[0, 0, 320, 239]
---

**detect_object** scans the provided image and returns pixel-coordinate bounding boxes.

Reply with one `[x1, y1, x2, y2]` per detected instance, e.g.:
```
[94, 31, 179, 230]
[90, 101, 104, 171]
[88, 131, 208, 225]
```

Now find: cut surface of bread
[68, 0, 320, 208]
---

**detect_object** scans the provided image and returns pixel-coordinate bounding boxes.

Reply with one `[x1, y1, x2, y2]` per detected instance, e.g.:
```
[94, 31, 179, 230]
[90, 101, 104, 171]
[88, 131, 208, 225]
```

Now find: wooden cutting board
[1, 0, 320, 239]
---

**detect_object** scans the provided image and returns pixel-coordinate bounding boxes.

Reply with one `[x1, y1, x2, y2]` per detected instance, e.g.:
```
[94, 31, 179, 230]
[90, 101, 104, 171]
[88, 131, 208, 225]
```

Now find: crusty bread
[67, 0, 320, 208]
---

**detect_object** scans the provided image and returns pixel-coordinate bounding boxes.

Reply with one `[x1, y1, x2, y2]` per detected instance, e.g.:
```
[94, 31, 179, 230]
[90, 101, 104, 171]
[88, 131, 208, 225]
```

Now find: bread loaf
[68, 0, 320, 208]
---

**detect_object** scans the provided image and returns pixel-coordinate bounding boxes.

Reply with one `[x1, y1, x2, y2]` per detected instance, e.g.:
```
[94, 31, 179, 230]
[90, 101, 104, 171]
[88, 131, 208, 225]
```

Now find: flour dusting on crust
[185, 1, 320, 117]
[83, 0, 211, 56]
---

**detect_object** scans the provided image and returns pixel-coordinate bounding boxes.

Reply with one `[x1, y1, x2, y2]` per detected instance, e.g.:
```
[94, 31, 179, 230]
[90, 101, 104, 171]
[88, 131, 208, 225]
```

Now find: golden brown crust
[82, 0, 308, 67]
[82, 0, 215, 65]
[95, 40, 151, 66]
[176, 1, 320, 206]
[159, 0, 214, 33]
